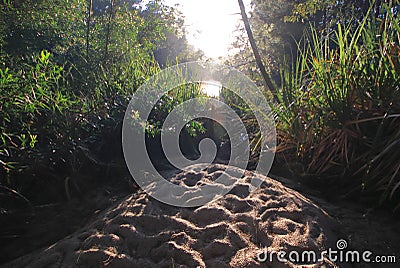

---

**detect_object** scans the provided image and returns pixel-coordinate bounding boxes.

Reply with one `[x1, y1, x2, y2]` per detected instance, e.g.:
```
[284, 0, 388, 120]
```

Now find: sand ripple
[4, 164, 338, 267]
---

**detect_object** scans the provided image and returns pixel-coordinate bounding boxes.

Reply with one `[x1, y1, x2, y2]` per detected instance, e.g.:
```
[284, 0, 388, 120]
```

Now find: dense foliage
[229, 0, 400, 210]
[0, 0, 202, 204]
[1, 0, 400, 212]
[276, 2, 400, 208]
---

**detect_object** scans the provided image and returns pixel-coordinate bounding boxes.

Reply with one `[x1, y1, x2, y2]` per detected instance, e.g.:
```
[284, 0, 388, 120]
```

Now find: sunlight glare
[201, 81, 222, 97]
[163, 0, 250, 59]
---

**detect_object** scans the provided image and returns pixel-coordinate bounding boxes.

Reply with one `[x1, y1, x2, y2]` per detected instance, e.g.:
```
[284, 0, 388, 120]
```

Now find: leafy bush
[0, 51, 72, 173]
[0, 0, 202, 205]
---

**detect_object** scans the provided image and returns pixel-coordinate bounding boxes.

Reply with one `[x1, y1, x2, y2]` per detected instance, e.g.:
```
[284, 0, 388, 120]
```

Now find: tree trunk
[237, 0, 277, 100]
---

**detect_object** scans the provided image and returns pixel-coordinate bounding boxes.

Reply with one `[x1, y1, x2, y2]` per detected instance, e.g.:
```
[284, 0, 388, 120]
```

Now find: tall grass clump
[276, 2, 400, 209]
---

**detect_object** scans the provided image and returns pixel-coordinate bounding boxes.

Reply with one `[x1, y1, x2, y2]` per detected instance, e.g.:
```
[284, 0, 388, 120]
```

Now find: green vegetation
[0, 0, 202, 204]
[276, 2, 400, 208]
[229, 0, 400, 209]
[1, 0, 400, 213]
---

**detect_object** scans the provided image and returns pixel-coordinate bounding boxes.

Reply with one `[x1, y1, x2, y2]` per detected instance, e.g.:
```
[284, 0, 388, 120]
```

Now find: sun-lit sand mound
[4, 164, 338, 267]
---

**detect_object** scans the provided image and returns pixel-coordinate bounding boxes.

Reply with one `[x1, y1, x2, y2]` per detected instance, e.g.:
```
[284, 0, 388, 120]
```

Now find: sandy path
[3, 164, 339, 267]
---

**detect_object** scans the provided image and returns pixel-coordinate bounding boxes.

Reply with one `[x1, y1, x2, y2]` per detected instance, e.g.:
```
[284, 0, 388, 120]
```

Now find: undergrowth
[275, 2, 400, 209]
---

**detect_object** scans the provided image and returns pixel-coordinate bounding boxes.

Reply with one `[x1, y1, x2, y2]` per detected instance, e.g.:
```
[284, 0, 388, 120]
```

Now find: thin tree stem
[104, 0, 115, 63]
[86, 0, 92, 61]
[237, 0, 277, 101]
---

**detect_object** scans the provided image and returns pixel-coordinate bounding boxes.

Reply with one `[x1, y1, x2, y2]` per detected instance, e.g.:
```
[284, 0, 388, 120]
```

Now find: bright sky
[163, 0, 251, 59]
